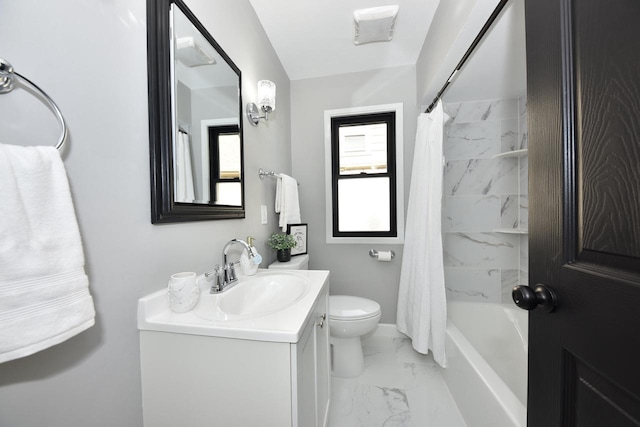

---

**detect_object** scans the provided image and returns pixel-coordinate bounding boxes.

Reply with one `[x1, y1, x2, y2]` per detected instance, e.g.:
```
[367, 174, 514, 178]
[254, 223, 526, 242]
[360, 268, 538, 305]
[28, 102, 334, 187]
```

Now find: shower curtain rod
[424, 0, 510, 114]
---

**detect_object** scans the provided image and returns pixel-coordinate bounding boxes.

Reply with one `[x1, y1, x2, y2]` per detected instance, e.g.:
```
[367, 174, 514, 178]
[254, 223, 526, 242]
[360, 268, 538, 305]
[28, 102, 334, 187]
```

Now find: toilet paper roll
[377, 250, 393, 262]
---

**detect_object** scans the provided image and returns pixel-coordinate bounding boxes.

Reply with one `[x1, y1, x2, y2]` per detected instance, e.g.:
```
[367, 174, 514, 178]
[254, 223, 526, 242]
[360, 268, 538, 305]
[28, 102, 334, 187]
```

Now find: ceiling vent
[176, 37, 216, 67]
[353, 5, 399, 46]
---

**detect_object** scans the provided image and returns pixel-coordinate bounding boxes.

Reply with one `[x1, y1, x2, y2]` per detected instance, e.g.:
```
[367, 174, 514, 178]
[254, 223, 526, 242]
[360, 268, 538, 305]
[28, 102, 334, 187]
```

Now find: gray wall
[436, 0, 527, 103]
[416, 0, 477, 106]
[177, 80, 193, 126]
[416, 0, 509, 107]
[291, 66, 418, 324]
[0, 0, 290, 425]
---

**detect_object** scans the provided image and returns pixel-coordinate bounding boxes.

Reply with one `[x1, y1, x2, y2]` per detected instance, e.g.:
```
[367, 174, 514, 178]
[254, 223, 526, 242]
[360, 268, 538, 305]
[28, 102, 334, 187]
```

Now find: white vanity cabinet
[293, 288, 330, 427]
[138, 270, 330, 427]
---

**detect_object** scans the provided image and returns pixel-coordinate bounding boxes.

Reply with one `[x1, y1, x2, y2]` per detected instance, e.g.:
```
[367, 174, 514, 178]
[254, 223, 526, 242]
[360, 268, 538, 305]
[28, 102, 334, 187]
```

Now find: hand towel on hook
[275, 173, 301, 231]
[0, 143, 95, 363]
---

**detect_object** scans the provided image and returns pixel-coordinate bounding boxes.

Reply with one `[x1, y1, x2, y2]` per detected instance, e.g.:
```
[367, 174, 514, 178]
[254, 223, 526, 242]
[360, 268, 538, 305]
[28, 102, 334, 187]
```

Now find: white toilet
[329, 295, 381, 378]
[267, 253, 309, 270]
[268, 254, 381, 378]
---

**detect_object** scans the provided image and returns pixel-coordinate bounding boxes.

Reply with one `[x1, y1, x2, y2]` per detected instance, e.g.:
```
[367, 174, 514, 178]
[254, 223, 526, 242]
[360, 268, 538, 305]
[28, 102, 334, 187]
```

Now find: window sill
[325, 236, 404, 245]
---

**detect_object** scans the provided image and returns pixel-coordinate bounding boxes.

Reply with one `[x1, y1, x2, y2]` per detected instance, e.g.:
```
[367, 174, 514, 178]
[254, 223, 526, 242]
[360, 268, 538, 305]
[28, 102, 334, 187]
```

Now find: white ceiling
[248, 0, 441, 81]
[247, 0, 527, 104]
[174, 5, 239, 89]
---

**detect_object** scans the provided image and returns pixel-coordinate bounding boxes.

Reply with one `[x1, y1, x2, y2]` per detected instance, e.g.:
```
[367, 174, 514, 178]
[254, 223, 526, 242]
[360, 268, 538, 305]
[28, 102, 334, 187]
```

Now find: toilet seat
[329, 295, 381, 321]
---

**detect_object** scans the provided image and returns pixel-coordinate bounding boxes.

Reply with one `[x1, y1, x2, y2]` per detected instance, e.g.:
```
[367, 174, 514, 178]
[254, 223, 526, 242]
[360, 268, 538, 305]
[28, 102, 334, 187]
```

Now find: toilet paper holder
[369, 249, 395, 260]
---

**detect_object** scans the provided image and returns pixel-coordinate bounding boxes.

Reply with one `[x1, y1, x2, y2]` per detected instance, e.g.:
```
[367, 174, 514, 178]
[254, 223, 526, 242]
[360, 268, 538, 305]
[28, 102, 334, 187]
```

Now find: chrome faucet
[223, 238, 257, 266]
[206, 239, 258, 294]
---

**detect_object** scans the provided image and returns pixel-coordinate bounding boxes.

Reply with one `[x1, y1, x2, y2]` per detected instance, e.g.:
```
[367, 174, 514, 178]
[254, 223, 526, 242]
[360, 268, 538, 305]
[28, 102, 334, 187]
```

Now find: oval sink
[195, 271, 310, 320]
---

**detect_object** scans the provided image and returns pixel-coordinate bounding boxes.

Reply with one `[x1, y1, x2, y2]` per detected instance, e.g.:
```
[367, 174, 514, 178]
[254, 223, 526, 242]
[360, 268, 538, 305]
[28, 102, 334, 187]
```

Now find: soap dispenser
[240, 236, 261, 276]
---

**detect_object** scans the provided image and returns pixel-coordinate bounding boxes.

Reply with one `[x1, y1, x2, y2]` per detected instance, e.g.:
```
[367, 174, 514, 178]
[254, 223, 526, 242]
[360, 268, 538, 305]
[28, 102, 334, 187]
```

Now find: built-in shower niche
[442, 96, 528, 304]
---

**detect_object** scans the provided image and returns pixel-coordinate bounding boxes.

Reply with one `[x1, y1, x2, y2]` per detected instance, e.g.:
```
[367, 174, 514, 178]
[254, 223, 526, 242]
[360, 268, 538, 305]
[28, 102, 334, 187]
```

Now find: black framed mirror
[147, 0, 245, 223]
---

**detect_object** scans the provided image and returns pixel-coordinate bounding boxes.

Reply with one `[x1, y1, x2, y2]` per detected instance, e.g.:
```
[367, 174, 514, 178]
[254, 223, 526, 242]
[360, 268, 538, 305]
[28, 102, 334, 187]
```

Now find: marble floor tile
[329, 383, 412, 427]
[328, 331, 467, 427]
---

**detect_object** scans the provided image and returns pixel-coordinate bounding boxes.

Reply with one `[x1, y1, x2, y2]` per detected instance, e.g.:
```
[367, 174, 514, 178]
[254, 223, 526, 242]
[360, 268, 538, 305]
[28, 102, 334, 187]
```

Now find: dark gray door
[523, 0, 640, 425]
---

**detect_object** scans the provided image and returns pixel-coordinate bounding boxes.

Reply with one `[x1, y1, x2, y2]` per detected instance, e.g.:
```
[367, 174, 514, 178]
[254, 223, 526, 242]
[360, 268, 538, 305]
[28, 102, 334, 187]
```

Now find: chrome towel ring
[0, 57, 68, 151]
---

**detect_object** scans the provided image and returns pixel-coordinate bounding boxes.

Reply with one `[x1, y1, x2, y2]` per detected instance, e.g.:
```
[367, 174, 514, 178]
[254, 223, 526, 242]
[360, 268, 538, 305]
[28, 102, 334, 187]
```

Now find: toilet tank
[268, 254, 309, 270]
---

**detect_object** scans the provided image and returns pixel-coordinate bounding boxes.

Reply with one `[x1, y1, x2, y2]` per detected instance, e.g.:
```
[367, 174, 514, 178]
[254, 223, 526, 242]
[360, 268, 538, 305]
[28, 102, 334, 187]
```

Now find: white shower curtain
[175, 130, 195, 203]
[396, 101, 448, 368]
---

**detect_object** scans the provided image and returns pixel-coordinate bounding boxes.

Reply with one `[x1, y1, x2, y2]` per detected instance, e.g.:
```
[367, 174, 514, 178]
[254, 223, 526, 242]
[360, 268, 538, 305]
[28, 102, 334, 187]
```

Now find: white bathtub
[442, 301, 528, 427]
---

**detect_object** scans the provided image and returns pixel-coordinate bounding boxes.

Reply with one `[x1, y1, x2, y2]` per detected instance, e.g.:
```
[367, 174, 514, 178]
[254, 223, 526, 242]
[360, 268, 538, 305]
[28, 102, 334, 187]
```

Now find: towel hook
[0, 58, 68, 151]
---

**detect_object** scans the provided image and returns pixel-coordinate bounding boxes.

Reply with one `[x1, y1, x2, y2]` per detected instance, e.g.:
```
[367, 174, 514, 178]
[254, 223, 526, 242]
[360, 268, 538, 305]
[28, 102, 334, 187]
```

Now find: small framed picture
[287, 223, 308, 256]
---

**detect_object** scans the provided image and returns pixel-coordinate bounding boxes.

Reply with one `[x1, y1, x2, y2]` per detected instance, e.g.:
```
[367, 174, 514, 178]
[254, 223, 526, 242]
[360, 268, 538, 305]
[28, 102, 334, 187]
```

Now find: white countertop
[137, 269, 329, 343]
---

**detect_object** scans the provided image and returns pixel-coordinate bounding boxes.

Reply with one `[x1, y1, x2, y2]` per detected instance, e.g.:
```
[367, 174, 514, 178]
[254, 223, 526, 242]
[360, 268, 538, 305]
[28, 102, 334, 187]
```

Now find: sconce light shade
[257, 80, 276, 112]
[247, 80, 276, 126]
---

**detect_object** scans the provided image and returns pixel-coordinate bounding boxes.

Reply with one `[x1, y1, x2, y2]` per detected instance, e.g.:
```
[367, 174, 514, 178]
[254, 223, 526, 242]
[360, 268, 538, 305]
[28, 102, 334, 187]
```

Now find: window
[208, 125, 241, 206]
[324, 104, 404, 244]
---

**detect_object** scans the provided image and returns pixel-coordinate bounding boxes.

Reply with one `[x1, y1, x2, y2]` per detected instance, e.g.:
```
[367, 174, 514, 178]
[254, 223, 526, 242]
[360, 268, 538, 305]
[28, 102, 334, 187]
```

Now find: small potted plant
[267, 232, 297, 262]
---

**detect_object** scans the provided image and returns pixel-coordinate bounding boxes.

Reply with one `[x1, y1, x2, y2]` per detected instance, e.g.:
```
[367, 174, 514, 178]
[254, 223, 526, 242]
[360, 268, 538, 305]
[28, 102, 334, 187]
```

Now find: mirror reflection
[171, 4, 243, 206]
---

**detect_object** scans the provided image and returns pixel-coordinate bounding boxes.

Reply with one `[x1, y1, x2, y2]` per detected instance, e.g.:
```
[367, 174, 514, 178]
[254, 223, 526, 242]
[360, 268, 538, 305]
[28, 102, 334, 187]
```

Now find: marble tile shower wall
[518, 94, 529, 295]
[443, 98, 529, 304]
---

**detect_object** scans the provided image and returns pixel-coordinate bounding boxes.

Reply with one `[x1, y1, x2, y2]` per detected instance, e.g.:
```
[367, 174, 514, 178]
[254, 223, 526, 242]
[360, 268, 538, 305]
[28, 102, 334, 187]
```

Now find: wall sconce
[246, 80, 276, 126]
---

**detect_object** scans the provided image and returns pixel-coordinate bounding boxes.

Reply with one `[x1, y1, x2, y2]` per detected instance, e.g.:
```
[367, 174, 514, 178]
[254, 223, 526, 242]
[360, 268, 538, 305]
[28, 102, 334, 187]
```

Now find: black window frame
[330, 111, 397, 238]
[208, 124, 241, 206]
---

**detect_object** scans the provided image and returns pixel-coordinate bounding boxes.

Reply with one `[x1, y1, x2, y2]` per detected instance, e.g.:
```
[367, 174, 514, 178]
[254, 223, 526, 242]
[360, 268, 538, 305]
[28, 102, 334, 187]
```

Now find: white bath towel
[275, 173, 301, 231]
[175, 131, 195, 203]
[0, 144, 95, 363]
[396, 102, 448, 368]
